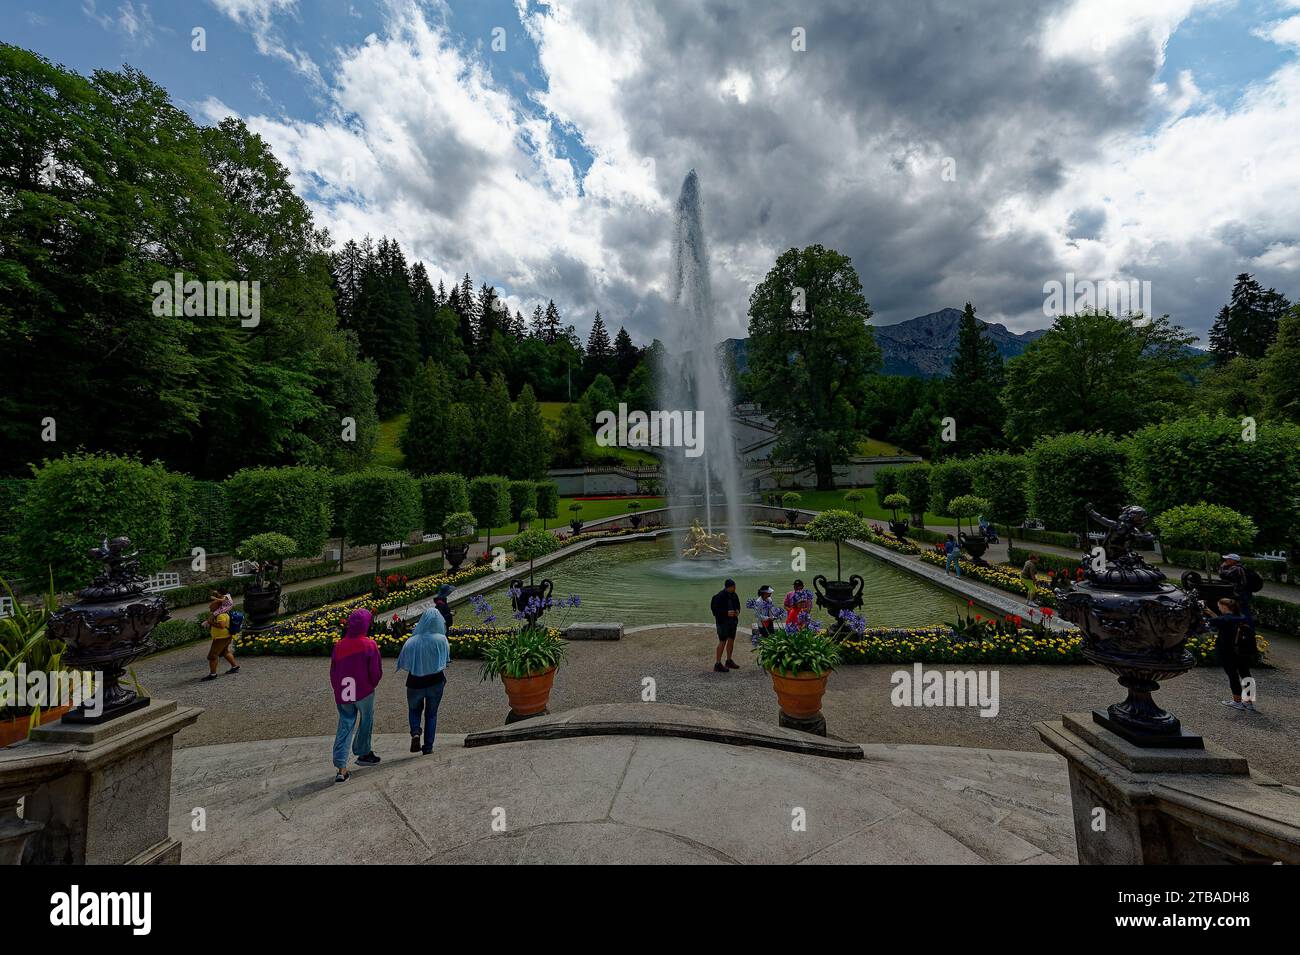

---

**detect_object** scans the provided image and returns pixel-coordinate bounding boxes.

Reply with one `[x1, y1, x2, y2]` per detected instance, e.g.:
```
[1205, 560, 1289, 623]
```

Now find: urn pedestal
[242, 582, 281, 633]
[1055, 559, 1202, 748]
[46, 536, 166, 724]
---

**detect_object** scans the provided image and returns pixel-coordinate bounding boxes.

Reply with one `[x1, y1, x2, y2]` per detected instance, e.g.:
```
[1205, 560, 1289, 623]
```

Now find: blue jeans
[946, 554, 961, 576]
[333, 693, 375, 768]
[407, 678, 446, 752]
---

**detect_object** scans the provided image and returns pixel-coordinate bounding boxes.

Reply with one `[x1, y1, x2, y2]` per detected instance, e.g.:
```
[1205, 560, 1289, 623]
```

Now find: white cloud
[210, 0, 323, 87]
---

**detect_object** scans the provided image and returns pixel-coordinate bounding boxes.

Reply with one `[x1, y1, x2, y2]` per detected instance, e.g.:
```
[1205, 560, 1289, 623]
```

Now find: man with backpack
[1218, 554, 1262, 625]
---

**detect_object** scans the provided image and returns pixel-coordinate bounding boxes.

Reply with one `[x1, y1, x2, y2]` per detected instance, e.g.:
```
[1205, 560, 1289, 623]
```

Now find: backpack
[1245, 568, 1264, 593]
[227, 609, 245, 635]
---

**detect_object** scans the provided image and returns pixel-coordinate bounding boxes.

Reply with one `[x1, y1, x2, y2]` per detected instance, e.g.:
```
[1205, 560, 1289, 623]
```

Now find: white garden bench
[0, 596, 13, 619]
[142, 572, 182, 593]
[421, 533, 440, 544]
[1253, 550, 1287, 563]
[1087, 531, 1105, 543]
[230, 559, 256, 577]
[380, 541, 404, 558]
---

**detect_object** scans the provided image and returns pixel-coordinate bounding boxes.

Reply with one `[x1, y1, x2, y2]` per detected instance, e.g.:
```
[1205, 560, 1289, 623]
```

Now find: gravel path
[137, 625, 1300, 785]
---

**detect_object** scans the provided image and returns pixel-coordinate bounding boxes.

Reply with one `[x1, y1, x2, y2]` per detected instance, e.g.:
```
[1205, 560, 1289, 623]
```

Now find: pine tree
[613, 325, 639, 388]
[481, 373, 516, 476]
[457, 272, 477, 354]
[1209, 273, 1291, 364]
[512, 383, 551, 478]
[585, 311, 613, 379]
[1262, 305, 1300, 423]
[399, 360, 454, 475]
[542, 299, 562, 344]
[477, 283, 500, 348]
[530, 304, 545, 338]
[941, 302, 1004, 456]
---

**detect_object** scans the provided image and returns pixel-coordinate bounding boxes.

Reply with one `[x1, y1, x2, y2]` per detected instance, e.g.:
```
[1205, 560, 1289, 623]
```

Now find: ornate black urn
[1054, 505, 1202, 748]
[629, 513, 643, 529]
[46, 536, 167, 723]
[958, 531, 989, 566]
[443, 541, 470, 573]
[888, 519, 910, 538]
[242, 581, 281, 632]
[510, 577, 554, 624]
[813, 574, 864, 638]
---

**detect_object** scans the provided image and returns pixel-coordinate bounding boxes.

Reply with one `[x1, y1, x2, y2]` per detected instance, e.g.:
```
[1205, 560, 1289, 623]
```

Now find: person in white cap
[752, 585, 778, 641]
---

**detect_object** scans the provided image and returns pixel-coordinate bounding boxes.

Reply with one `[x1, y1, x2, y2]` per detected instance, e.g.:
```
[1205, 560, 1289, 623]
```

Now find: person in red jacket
[330, 608, 384, 782]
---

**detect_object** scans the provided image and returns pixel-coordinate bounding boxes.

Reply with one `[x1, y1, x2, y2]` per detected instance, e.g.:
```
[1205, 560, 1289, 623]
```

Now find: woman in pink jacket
[330, 608, 384, 782]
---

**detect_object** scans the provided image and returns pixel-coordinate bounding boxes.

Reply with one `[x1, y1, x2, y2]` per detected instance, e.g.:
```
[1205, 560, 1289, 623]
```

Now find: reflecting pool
[473, 533, 991, 629]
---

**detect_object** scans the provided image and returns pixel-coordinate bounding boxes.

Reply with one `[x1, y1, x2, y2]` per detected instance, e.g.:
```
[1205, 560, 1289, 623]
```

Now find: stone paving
[136, 622, 1300, 786]
[169, 705, 1076, 864]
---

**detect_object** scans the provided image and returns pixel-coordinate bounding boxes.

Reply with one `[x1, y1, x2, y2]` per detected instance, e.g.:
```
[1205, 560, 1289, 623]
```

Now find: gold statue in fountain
[682, 519, 729, 560]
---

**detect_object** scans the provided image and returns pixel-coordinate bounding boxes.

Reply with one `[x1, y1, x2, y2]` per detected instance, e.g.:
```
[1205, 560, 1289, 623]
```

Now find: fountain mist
[657, 170, 748, 563]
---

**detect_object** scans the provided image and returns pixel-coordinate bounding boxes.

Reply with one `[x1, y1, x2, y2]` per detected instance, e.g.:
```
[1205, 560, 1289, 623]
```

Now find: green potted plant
[754, 618, 842, 727]
[947, 494, 992, 565]
[518, 507, 538, 533]
[804, 510, 867, 631]
[782, 491, 802, 526]
[441, 510, 476, 572]
[883, 493, 911, 537]
[472, 588, 580, 720]
[235, 532, 298, 632]
[627, 499, 643, 529]
[568, 501, 585, 535]
[1156, 503, 1257, 578]
[843, 488, 865, 516]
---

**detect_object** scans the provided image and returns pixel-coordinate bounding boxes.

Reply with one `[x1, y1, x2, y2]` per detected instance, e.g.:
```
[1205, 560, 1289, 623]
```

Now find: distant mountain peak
[723, 308, 1047, 379]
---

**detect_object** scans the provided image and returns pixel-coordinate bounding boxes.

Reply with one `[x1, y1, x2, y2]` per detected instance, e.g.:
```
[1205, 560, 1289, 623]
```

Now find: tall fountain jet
[659, 170, 748, 563]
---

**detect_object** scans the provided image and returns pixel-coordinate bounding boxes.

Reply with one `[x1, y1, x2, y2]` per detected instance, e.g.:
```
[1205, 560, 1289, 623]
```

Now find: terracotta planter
[0, 705, 72, 748]
[768, 669, 830, 719]
[501, 666, 557, 716]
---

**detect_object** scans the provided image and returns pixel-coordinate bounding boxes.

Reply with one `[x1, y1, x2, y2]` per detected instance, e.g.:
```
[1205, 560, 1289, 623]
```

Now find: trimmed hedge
[906, 526, 948, 545]
[160, 559, 340, 609]
[1255, 596, 1300, 637]
[419, 473, 470, 536]
[17, 453, 180, 590]
[149, 613, 209, 653]
[226, 467, 333, 558]
[1160, 546, 1288, 583]
[1027, 432, 1128, 534]
[1005, 525, 1081, 548]
[1008, 546, 1083, 575]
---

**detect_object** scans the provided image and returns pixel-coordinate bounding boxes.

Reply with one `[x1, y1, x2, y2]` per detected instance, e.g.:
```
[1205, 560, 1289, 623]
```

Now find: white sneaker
[1220, 700, 1247, 710]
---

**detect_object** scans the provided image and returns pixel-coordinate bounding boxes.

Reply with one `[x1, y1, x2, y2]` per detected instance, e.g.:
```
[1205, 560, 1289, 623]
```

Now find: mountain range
[724, 307, 1048, 378]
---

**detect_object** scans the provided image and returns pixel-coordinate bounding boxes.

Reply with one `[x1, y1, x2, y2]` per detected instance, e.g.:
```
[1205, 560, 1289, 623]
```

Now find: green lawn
[773, 488, 948, 527]
[539, 401, 660, 467]
[374, 415, 408, 469]
[484, 496, 666, 537]
[856, 437, 916, 457]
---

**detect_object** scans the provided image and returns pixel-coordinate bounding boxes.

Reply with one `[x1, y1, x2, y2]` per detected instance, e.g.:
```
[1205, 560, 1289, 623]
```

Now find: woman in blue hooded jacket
[397, 608, 451, 754]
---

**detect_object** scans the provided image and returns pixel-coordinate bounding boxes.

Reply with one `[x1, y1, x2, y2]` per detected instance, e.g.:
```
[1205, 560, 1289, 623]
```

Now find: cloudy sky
[12, 0, 1300, 345]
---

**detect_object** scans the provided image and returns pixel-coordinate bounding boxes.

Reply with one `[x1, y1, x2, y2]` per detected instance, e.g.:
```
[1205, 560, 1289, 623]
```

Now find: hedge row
[1160, 546, 1290, 582]
[160, 559, 342, 610]
[1254, 596, 1300, 637]
[1005, 526, 1081, 549]
[1008, 546, 1083, 575]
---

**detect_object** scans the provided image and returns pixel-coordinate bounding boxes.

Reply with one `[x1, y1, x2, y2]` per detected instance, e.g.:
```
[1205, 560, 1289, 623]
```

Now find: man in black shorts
[710, 578, 741, 672]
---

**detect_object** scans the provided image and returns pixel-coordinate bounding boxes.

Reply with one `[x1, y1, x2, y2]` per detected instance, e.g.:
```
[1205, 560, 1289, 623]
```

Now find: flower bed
[839, 625, 1237, 666]
[862, 525, 921, 555]
[918, 549, 1058, 606]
